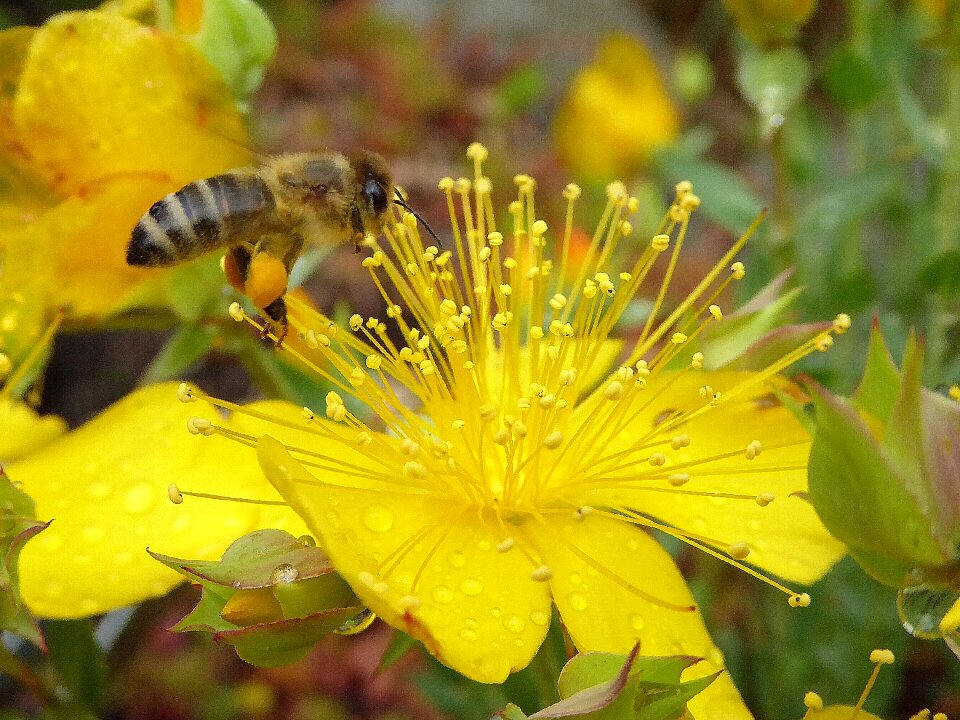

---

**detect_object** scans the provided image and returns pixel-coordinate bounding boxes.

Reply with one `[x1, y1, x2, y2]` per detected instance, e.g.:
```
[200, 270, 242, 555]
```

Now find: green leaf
[823, 47, 883, 110]
[735, 45, 810, 123]
[157, 0, 277, 100]
[635, 671, 720, 720]
[652, 148, 764, 234]
[918, 249, 960, 296]
[0, 469, 46, 648]
[44, 619, 107, 712]
[532, 645, 640, 719]
[379, 629, 420, 671]
[893, 76, 944, 168]
[493, 705, 530, 720]
[165, 255, 226, 323]
[140, 324, 217, 383]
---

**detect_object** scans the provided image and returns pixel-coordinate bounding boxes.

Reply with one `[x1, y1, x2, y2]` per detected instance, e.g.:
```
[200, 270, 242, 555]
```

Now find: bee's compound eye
[364, 176, 389, 214]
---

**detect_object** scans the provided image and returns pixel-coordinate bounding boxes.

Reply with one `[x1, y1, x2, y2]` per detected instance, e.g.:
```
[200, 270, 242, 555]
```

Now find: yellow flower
[189, 144, 846, 720]
[553, 33, 679, 181]
[0, 10, 249, 318]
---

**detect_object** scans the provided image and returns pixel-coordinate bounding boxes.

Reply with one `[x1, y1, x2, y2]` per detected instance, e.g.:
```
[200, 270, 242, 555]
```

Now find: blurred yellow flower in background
[553, 33, 680, 182]
[723, 0, 818, 46]
[0, 10, 250, 319]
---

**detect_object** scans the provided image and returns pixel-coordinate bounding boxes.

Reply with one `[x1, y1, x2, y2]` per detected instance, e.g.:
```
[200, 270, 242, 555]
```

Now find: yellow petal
[0, 398, 67, 461]
[530, 513, 751, 720]
[11, 383, 306, 618]
[579, 370, 845, 585]
[12, 11, 249, 196]
[258, 436, 552, 683]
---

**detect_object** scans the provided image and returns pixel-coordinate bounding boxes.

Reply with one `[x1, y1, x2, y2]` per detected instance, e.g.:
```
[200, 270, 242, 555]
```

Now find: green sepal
[43, 619, 108, 712]
[524, 646, 715, 720]
[494, 705, 531, 720]
[156, 0, 277, 100]
[150, 529, 370, 667]
[141, 324, 217, 383]
[0, 468, 47, 648]
[852, 321, 902, 421]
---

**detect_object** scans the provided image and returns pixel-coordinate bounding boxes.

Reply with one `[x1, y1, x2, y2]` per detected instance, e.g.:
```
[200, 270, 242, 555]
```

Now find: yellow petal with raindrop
[258, 435, 552, 683]
[531, 512, 751, 720]
[11, 383, 306, 618]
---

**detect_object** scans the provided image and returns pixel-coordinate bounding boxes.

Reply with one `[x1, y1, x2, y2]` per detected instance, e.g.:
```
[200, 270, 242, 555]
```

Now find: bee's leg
[246, 233, 303, 344]
[349, 204, 364, 252]
[222, 244, 253, 295]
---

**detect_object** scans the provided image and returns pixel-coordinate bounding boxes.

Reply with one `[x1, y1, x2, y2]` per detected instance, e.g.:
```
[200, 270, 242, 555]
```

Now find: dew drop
[448, 551, 466, 568]
[514, 638, 525, 647]
[504, 615, 526, 634]
[82, 526, 105, 543]
[432, 585, 454, 604]
[122, 484, 155, 515]
[630, 613, 645, 631]
[87, 482, 111, 500]
[478, 539, 492, 552]
[530, 610, 550, 626]
[490, 606, 502, 618]
[460, 578, 483, 596]
[460, 628, 478, 641]
[568, 592, 587, 611]
[626, 539, 639, 551]
[362, 505, 394, 533]
[271, 563, 299, 584]
[569, 572, 582, 585]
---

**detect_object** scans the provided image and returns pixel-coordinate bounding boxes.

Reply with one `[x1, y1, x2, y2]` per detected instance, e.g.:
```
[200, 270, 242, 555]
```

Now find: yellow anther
[635, 360, 650, 377]
[816, 335, 834, 352]
[479, 403, 497, 421]
[680, 193, 701, 212]
[543, 430, 563, 450]
[563, 183, 581, 200]
[401, 439, 420, 456]
[604, 381, 625, 401]
[403, 461, 428, 480]
[649, 452, 666, 467]
[668, 473, 691, 486]
[177, 383, 196, 403]
[615, 366, 634, 382]
[366, 354, 383, 370]
[651, 234, 670, 252]
[356, 431, 372, 446]
[549, 293, 567, 310]
[360, 256, 379, 269]
[228, 302, 245, 322]
[512, 421, 528, 438]
[731, 262, 746, 280]
[619, 220, 633, 236]
[671, 434, 690, 450]
[910, 711, 932, 720]
[803, 692, 823, 711]
[691, 352, 704, 369]
[301, 407, 315, 421]
[303, 329, 320, 349]
[478, 246, 491, 262]
[619, 272, 632, 281]
[869, 648, 895, 665]
[539, 393, 557, 409]
[559, 368, 577, 386]
[500, 284, 513, 296]
[675, 180, 693, 197]
[349, 367, 366, 386]
[497, 537, 516, 553]
[574, 505, 593, 520]
[788, 593, 811, 608]
[699, 385, 713, 399]
[454, 177, 471, 194]
[671, 332, 687, 344]
[466, 142, 489, 161]
[606, 181, 627, 202]
[529, 326, 544, 340]
[438, 177, 455, 191]
[745, 440, 763, 460]
[532, 219, 548, 237]
[451, 419, 466, 431]
[475, 176, 492, 194]
[530, 565, 553, 582]
[0, 353, 10, 376]
[709, 304, 723, 321]
[627, 197, 639, 213]
[187, 417, 214, 436]
[167, 484, 184, 504]
[727, 542, 750, 560]
[349, 314, 363, 331]
[493, 428, 510, 445]
[755, 493, 775, 507]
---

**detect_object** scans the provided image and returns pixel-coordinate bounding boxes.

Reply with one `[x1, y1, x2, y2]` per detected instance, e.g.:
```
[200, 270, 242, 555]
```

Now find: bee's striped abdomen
[126, 173, 276, 267]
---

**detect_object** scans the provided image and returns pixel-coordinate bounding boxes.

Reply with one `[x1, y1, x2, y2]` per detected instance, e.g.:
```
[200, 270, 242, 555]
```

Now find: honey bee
[126, 150, 395, 341]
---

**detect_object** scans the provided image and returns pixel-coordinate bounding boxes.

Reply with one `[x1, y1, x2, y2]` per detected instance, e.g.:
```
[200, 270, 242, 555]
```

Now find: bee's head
[349, 151, 392, 221]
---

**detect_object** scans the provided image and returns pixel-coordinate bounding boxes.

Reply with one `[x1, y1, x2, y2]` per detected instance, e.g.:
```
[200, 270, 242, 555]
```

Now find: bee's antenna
[393, 189, 442, 246]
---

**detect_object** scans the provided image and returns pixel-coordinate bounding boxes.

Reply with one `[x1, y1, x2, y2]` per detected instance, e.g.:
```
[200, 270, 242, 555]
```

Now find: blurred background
[1, 0, 959, 718]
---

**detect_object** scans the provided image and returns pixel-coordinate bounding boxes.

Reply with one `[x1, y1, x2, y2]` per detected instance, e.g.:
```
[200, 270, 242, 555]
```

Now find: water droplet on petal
[82, 526, 105, 543]
[271, 563, 299, 584]
[465, 617, 479, 629]
[569, 572, 582, 585]
[459, 628, 478, 641]
[630, 613, 645, 631]
[362, 505, 394, 532]
[448, 551, 466, 568]
[460, 578, 483, 596]
[432, 585, 454, 604]
[504, 615, 526, 633]
[123, 484, 155, 515]
[87, 482, 111, 500]
[568, 592, 587, 611]
[530, 610, 550, 626]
